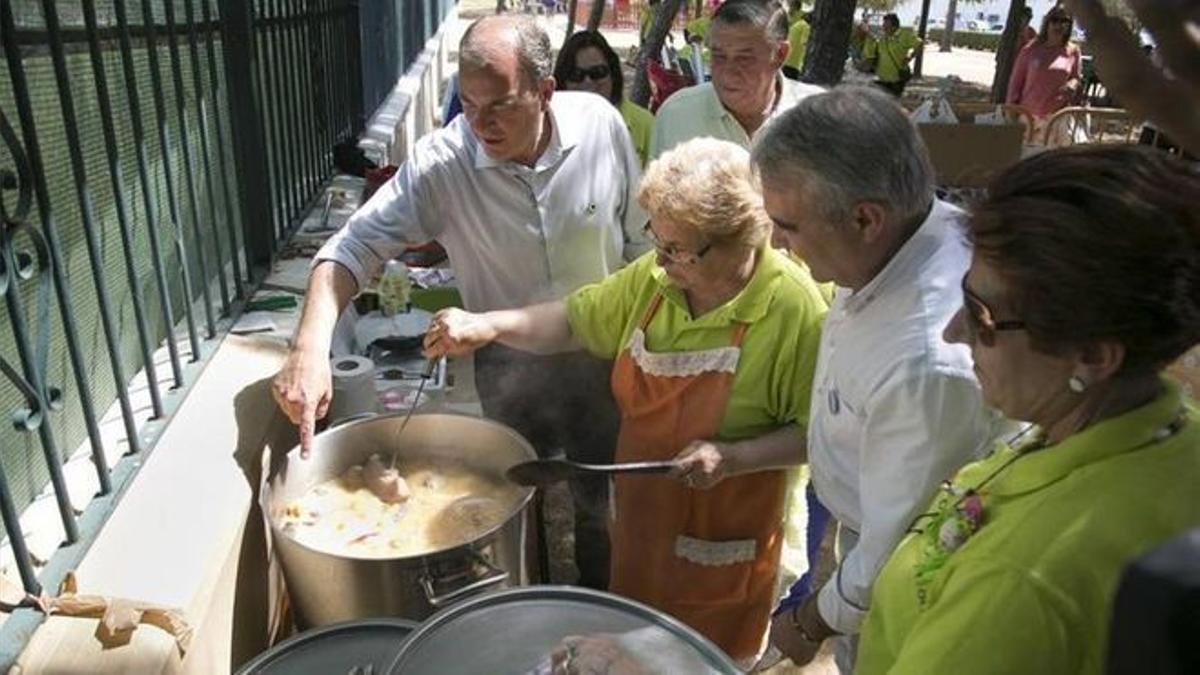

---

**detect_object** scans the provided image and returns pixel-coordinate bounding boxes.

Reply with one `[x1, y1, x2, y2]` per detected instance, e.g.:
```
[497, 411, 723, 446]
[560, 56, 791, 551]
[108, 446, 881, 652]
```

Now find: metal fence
[0, 0, 452, 621]
[358, 0, 455, 133]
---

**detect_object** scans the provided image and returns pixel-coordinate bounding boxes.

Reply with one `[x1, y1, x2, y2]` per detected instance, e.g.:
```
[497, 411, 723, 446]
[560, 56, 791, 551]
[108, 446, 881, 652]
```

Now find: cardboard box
[918, 121, 1025, 188]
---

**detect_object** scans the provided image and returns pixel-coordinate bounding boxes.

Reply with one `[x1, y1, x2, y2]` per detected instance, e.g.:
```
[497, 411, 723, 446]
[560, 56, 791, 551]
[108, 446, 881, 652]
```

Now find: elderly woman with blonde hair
[424, 137, 827, 661]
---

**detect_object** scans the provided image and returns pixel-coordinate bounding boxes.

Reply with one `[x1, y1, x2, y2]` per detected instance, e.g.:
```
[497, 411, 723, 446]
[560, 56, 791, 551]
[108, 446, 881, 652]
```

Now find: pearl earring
[1068, 375, 1088, 393]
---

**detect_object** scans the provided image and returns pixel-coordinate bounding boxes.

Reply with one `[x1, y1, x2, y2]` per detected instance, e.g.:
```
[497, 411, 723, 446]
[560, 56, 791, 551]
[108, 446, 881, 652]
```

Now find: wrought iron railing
[0, 0, 454, 659]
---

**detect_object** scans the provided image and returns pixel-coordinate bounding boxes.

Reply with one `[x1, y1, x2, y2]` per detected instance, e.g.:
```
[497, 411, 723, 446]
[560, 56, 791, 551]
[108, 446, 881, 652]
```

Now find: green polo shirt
[857, 381, 1200, 675]
[566, 247, 826, 441]
[618, 98, 654, 167]
[784, 18, 810, 71]
[863, 29, 922, 83]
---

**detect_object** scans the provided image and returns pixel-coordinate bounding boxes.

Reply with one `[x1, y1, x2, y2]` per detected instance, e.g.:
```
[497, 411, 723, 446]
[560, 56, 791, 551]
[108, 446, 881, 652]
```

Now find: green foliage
[857, 0, 899, 11]
[926, 28, 1002, 51]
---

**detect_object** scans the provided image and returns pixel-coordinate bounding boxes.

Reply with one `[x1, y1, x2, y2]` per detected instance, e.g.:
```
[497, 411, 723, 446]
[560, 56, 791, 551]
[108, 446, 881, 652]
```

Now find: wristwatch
[790, 597, 837, 643]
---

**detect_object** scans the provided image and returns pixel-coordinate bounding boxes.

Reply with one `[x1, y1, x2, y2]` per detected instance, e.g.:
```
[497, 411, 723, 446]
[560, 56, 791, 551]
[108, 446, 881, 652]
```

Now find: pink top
[1006, 42, 1082, 117]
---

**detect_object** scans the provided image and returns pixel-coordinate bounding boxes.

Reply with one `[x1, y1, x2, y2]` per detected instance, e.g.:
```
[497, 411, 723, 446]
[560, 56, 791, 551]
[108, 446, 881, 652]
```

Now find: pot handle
[419, 555, 509, 608]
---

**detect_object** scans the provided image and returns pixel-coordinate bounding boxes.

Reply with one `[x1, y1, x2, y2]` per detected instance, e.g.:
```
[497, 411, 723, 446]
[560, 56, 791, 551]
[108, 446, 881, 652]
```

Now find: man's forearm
[293, 261, 358, 354]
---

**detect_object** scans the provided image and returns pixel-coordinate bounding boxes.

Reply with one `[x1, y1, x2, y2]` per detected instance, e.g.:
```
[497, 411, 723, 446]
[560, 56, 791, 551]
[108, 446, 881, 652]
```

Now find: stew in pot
[279, 454, 516, 558]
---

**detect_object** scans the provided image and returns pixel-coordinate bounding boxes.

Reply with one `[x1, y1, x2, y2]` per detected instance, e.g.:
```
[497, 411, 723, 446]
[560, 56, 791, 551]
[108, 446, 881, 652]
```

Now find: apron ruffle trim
[628, 328, 741, 378]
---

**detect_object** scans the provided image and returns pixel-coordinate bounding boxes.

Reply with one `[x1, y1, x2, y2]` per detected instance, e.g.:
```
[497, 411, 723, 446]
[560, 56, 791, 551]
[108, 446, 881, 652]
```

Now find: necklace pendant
[937, 516, 970, 552]
[937, 491, 986, 553]
[959, 491, 984, 529]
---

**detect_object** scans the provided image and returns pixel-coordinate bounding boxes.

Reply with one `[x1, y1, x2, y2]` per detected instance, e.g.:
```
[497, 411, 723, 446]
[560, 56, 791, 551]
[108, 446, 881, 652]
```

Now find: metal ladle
[505, 458, 678, 487]
[388, 357, 440, 470]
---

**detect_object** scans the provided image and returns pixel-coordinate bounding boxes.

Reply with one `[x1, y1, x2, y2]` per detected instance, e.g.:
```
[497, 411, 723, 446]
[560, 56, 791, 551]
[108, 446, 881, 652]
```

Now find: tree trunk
[990, 0, 1025, 102]
[630, 0, 685, 107]
[940, 0, 958, 52]
[564, 0, 578, 39]
[586, 0, 606, 31]
[913, 0, 932, 77]
[495, 0, 506, 14]
[800, 0, 855, 86]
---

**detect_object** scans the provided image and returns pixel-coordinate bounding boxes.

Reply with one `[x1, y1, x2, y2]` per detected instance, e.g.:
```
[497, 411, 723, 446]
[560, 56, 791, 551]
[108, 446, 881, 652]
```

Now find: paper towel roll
[328, 355, 378, 425]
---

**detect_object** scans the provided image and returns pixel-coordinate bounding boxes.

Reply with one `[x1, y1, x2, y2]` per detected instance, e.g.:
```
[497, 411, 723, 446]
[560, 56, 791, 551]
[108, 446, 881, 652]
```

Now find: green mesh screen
[0, 0, 244, 511]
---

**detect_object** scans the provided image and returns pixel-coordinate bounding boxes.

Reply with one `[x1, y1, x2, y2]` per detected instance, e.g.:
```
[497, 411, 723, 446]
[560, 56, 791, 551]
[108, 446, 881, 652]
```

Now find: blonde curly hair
[638, 138, 770, 251]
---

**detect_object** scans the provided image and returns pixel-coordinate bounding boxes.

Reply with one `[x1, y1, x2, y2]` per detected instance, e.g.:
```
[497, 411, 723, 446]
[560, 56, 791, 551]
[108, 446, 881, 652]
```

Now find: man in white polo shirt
[649, 0, 823, 159]
[754, 86, 1003, 671]
[272, 15, 648, 589]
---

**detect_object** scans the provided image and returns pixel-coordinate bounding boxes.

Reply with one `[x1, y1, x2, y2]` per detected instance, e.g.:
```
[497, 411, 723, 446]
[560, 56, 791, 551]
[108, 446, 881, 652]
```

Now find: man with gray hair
[273, 15, 647, 589]
[648, 0, 823, 159]
[752, 86, 1001, 669]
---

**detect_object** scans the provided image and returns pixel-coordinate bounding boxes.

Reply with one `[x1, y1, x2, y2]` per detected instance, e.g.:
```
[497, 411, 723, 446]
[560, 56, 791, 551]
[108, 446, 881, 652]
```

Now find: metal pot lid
[237, 618, 418, 675]
[388, 586, 739, 674]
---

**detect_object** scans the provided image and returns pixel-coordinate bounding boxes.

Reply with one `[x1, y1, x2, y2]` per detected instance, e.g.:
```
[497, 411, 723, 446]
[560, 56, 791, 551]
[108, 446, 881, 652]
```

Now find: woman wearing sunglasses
[553, 30, 655, 166]
[424, 138, 827, 663]
[1006, 5, 1082, 144]
[856, 145, 1200, 674]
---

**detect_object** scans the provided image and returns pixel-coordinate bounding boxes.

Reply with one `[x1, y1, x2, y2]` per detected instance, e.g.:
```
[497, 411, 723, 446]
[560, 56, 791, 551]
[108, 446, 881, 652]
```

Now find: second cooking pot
[388, 586, 741, 674]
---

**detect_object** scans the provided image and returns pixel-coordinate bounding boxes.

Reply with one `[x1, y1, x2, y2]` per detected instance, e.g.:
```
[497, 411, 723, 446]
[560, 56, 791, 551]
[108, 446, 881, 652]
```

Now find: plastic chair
[1042, 106, 1141, 146]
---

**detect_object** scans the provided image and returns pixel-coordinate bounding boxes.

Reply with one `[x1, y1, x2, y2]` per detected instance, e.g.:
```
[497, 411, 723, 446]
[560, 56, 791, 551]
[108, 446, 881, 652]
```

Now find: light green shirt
[863, 29, 922, 83]
[565, 247, 827, 440]
[784, 19, 810, 70]
[857, 381, 1200, 675]
[648, 76, 824, 160]
[618, 98, 655, 168]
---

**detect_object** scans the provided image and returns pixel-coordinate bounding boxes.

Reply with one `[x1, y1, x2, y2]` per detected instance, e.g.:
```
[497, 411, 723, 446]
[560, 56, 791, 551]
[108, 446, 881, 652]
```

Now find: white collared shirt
[809, 199, 1005, 634]
[647, 75, 824, 159]
[317, 91, 649, 312]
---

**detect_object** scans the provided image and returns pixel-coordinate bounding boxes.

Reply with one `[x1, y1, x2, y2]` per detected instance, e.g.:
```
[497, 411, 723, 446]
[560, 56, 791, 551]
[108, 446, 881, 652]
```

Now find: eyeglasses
[643, 221, 712, 265]
[566, 64, 611, 83]
[1048, 16, 1072, 25]
[961, 278, 1025, 347]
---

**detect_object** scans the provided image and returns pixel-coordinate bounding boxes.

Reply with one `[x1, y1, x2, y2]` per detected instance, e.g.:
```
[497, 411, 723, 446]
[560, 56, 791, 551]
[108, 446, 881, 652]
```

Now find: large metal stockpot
[263, 413, 537, 627]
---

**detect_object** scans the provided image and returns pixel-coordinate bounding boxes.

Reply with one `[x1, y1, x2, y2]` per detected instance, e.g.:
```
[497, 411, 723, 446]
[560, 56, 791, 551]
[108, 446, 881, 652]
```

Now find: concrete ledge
[14, 335, 292, 674]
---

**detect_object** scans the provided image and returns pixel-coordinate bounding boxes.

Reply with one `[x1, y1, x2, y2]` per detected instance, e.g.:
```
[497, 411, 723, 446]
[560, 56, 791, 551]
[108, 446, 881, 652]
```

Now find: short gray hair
[460, 16, 553, 87]
[712, 0, 789, 43]
[752, 86, 935, 224]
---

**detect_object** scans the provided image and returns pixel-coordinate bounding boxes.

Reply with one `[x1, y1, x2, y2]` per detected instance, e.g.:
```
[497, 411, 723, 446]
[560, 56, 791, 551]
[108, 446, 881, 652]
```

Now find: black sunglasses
[961, 278, 1025, 347]
[566, 64, 611, 83]
[1049, 16, 1072, 25]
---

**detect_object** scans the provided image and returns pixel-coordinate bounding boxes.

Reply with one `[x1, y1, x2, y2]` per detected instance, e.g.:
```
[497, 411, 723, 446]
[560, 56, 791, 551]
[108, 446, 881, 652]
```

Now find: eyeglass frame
[565, 64, 612, 83]
[961, 277, 1026, 347]
[642, 221, 713, 265]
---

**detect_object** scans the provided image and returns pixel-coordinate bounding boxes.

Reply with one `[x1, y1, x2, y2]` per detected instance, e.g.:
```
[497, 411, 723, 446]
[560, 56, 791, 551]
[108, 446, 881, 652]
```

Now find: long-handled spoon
[505, 458, 678, 487]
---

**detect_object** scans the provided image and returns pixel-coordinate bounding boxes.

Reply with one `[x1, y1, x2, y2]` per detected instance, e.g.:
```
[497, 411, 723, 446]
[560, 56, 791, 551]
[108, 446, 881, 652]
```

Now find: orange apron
[608, 292, 787, 660]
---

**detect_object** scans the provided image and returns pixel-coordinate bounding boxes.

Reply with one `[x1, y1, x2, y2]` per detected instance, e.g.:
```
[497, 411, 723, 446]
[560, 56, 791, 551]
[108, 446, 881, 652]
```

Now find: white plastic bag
[910, 96, 958, 124]
[974, 105, 1007, 126]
